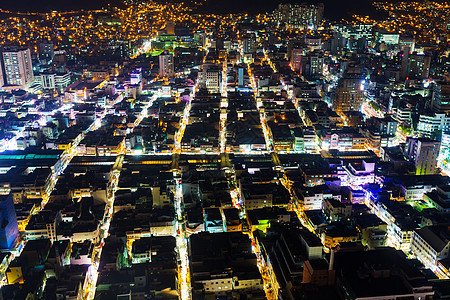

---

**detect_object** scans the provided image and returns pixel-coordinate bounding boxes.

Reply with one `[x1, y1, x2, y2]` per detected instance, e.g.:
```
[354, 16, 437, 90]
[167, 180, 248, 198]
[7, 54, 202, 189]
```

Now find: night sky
[0, 0, 391, 20]
[197, 0, 381, 20]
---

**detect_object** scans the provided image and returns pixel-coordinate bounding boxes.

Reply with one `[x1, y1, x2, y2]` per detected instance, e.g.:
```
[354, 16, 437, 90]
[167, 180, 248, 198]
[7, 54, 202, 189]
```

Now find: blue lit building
[0, 194, 19, 250]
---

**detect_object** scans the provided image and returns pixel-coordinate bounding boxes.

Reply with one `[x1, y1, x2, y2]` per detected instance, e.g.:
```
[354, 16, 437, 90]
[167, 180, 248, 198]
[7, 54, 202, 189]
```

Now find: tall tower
[238, 67, 244, 87]
[38, 42, 54, 64]
[333, 66, 365, 112]
[2, 48, 34, 88]
[432, 81, 450, 113]
[401, 52, 431, 80]
[291, 49, 303, 73]
[0, 62, 3, 87]
[159, 51, 174, 78]
[302, 50, 324, 79]
[406, 138, 440, 175]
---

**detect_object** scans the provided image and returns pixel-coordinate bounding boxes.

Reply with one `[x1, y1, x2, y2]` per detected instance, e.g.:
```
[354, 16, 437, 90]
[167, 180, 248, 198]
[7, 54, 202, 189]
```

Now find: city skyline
[0, 0, 385, 19]
[0, 0, 448, 299]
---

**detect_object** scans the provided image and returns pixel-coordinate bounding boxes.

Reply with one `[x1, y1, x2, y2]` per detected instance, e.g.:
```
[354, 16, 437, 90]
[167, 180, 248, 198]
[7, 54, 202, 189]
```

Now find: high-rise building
[398, 35, 415, 53]
[439, 131, 450, 167]
[329, 33, 348, 55]
[332, 66, 365, 112]
[291, 49, 303, 73]
[405, 137, 441, 175]
[0, 194, 19, 250]
[367, 116, 398, 135]
[238, 67, 244, 87]
[0, 64, 4, 87]
[305, 36, 322, 51]
[274, 3, 324, 29]
[130, 68, 142, 85]
[242, 34, 256, 54]
[375, 31, 400, 45]
[159, 51, 174, 78]
[287, 38, 305, 59]
[392, 106, 412, 124]
[199, 64, 222, 93]
[432, 81, 450, 113]
[1, 48, 34, 88]
[35, 72, 71, 92]
[302, 50, 324, 79]
[334, 23, 373, 40]
[417, 112, 450, 137]
[38, 42, 54, 64]
[333, 23, 372, 52]
[401, 52, 431, 80]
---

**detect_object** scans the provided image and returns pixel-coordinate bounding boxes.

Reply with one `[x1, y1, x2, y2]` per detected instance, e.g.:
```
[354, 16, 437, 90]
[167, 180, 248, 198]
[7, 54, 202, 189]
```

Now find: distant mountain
[0, 0, 384, 20]
[0, 0, 123, 12]
[196, 0, 380, 20]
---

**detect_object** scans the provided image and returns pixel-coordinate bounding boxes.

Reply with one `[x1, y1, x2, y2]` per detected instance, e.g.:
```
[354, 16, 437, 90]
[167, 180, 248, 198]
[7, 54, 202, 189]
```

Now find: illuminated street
[0, 1, 449, 299]
[79, 92, 156, 299]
